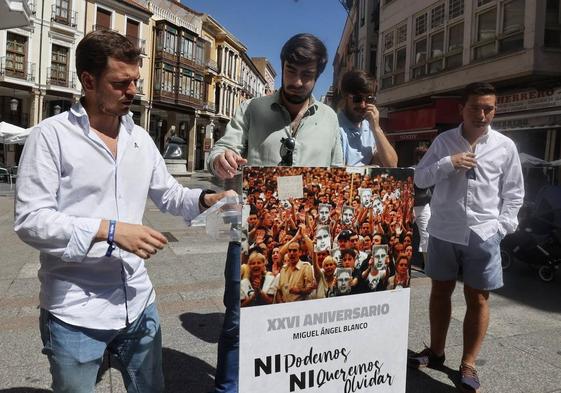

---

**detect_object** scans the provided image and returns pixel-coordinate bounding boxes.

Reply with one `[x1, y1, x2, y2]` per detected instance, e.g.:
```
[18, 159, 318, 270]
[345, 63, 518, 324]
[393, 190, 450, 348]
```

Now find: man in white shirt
[409, 82, 524, 393]
[14, 30, 233, 393]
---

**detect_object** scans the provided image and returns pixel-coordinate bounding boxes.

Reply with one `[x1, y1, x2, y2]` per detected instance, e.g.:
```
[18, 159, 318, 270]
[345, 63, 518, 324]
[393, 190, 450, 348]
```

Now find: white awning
[0, 122, 32, 144]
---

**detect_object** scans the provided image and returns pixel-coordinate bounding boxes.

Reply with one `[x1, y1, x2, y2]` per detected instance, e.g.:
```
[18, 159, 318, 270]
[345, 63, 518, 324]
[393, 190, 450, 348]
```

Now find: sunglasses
[280, 136, 296, 166]
[350, 94, 376, 104]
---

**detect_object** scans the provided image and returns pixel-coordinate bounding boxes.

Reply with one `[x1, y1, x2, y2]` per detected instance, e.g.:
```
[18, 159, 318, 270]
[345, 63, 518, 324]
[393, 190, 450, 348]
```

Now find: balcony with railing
[202, 101, 216, 113]
[155, 46, 178, 64]
[0, 56, 35, 82]
[177, 90, 204, 109]
[179, 53, 205, 72]
[46, 67, 76, 89]
[51, 4, 77, 27]
[153, 83, 176, 104]
[127, 36, 147, 55]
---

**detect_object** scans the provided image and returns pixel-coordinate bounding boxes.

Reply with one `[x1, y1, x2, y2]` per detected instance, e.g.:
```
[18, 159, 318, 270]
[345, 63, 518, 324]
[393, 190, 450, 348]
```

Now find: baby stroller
[501, 185, 561, 282]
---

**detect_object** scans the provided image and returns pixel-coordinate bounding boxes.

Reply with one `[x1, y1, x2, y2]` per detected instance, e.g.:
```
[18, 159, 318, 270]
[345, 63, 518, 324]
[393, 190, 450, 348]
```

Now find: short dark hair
[341, 248, 356, 259]
[76, 30, 141, 85]
[340, 70, 377, 95]
[280, 33, 328, 77]
[461, 82, 496, 104]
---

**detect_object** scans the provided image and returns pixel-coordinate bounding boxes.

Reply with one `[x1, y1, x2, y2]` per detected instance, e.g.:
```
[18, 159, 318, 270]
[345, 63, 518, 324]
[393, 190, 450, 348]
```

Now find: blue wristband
[105, 220, 116, 257]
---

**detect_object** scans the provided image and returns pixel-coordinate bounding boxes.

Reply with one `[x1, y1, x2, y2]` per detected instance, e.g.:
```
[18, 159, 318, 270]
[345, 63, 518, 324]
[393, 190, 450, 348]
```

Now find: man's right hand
[451, 152, 477, 170]
[97, 220, 168, 260]
[213, 150, 248, 179]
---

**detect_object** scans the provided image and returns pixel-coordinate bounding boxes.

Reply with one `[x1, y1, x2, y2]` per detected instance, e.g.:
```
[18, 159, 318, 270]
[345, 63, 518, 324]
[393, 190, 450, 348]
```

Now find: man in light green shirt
[207, 34, 343, 177]
[207, 90, 343, 173]
[207, 33, 343, 393]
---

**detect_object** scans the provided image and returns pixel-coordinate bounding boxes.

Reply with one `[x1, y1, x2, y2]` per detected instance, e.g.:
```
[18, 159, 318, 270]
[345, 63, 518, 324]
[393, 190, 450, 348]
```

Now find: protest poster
[240, 167, 415, 392]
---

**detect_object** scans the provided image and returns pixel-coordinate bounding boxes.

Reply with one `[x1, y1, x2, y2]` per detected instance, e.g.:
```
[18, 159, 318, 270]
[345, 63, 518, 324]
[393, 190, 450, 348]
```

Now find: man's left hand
[203, 189, 238, 208]
[365, 104, 380, 129]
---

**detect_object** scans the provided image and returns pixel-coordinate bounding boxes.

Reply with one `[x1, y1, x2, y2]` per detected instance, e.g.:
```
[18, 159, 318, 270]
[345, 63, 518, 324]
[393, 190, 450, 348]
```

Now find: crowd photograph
[240, 166, 415, 307]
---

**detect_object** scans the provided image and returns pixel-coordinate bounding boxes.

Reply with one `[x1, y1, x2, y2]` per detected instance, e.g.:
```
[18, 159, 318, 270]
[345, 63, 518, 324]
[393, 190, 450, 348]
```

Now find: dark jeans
[214, 241, 240, 393]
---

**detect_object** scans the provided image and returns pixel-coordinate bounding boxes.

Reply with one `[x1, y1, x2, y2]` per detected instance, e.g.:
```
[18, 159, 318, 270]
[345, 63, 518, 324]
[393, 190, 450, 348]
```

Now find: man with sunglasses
[338, 70, 397, 167]
[206, 33, 343, 393]
[409, 82, 524, 393]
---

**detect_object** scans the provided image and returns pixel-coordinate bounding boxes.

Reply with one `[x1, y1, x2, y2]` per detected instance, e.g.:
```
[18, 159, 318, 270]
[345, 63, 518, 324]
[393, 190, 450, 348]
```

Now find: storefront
[384, 97, 461, 166]
[494, 87, 561, 163]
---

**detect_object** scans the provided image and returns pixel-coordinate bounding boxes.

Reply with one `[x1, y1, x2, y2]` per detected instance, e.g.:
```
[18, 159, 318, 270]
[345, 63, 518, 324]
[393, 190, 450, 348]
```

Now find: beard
[282, 87, 311, 104]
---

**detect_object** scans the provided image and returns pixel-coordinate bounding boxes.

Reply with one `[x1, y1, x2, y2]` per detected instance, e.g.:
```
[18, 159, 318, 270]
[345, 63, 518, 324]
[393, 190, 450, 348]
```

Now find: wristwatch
[199, 189, 216, 209]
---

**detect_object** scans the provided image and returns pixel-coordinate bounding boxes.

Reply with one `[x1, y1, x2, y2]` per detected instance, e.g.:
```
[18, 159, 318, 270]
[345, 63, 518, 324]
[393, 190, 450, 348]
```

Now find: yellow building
[202, 15, 246, 139]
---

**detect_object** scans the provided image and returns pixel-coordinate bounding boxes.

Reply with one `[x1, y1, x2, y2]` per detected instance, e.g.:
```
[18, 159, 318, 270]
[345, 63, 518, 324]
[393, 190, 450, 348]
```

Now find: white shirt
[414, 125, 524, 246]
[14, 102, 202, 329]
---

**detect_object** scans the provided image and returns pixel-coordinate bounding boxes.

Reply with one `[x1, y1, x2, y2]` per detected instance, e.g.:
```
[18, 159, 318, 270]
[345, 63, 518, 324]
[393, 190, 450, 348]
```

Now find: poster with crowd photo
[240, 167, 414, 393]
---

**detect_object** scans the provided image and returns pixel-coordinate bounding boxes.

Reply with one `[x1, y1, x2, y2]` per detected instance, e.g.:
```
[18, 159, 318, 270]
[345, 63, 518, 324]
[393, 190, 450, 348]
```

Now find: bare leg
[429, 279, 456, 355]
[462, 284, 490, 366]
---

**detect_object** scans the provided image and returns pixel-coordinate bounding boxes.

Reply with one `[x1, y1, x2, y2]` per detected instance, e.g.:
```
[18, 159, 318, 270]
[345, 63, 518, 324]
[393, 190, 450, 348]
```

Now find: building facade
[333, 0, 381, 109]
[1, 0, 86, 167]
[251, 56, 276, 95]
[1, 0, 273, 173]
[201, 15, 274, 165]
[240, 52, 266, 102]
[148, 0, 209, 171]
[376, 0, 561, 167]
[333, 0, 561, 171]
[203, 15, 246, 140]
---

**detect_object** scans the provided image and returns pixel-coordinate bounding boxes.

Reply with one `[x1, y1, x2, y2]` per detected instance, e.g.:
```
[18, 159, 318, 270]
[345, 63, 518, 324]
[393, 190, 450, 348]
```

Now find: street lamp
[157, 118, 164, 151]
[205, 119, 215, 136]
[179, 122, 186, 139]
[10, 98, 18, 112]
[54, 104, 61, 115]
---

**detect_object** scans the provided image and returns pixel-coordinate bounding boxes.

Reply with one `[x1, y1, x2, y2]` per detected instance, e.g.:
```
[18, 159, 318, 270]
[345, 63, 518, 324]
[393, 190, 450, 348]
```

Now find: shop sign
[496, 87, 561, 114]
[397, 134, 418, 141]
[387, 130, 437, 142]
[493, 114, 561, 131]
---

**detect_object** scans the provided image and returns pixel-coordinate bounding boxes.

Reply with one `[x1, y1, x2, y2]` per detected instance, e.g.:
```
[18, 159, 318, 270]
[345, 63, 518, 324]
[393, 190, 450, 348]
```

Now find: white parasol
[0, 121, 32, 144]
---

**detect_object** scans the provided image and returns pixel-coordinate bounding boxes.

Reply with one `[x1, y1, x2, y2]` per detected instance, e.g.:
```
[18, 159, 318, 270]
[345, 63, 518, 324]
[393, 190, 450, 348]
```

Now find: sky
[181, 0, 348, 98]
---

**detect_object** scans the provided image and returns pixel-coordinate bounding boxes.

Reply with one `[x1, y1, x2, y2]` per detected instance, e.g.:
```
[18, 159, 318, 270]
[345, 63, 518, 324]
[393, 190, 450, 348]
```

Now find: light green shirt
[207, 91, 344, 173]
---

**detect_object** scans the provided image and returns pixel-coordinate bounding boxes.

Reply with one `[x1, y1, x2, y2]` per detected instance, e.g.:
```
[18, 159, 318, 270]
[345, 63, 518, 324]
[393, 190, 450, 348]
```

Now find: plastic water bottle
[200, 195, 242, 241]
